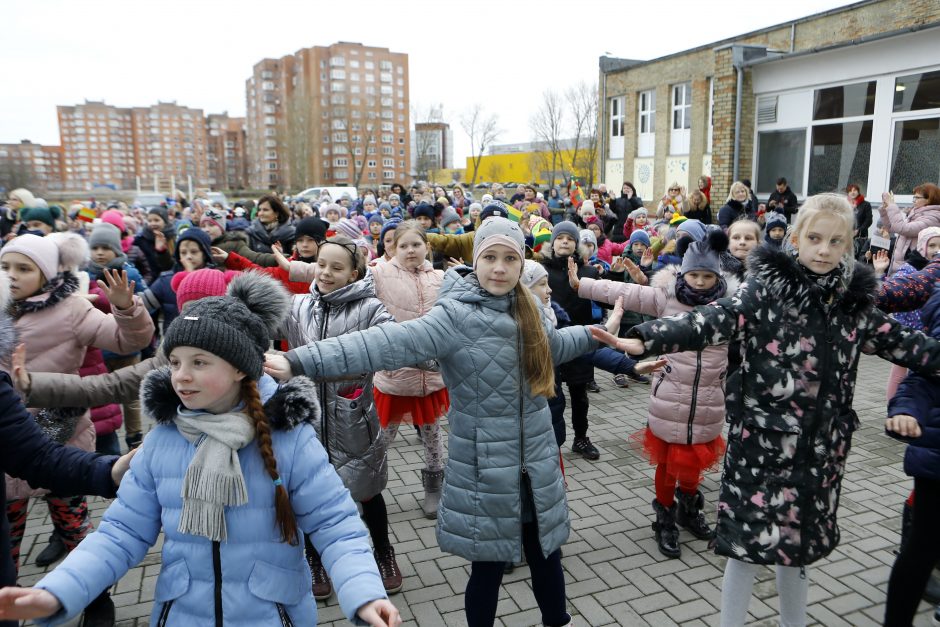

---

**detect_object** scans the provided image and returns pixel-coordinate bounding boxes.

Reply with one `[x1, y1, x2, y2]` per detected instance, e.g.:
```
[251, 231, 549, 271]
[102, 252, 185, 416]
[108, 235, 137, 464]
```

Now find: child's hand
[623, 258, 648, 285]
[97, 268, 136, 310]
[272, 242, 290, 272]
[0, 587, 61, 620]
[263, 354, 293, 381]
[445, 257, 463, 270]
[872, 250, 890, 275]
[210, 246, 229, 265]
[11, 343, 30, 396]
[640, 247, 654, 268]
[111, 446, 140, 486]
[882, 191, 895, 206]
[634, 357, 668, 375]
[356, 599, 402, 627]
[609, 257, 626, 274]
[567, 257, 580, 291]
[590, 326, 645, 355]
[154, 230, 167, 252]
[886, 414, 922, 438]
[605, 297, 624, 334]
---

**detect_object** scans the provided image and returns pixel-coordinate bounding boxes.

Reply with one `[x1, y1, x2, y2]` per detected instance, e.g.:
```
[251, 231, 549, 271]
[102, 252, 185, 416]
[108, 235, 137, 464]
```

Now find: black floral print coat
[629, 246, 940, 566]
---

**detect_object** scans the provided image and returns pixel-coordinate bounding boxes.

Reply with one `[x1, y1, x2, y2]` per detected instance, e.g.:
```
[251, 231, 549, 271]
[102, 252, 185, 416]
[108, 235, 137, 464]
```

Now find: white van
[298, 186, 359, 203]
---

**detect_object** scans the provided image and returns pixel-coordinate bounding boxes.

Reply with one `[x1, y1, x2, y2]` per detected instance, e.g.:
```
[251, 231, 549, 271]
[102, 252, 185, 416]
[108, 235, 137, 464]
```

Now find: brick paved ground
[14, 355, 936, 625]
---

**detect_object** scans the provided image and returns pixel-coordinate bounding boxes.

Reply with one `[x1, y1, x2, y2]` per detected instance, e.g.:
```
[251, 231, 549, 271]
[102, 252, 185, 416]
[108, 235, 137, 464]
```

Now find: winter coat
[225, 251, 311, 295]
[877, 253, 940, 314]
[594, 235, 627, 265]
[281, 272, 391, 502]
[768, 187, 799, 222]
[426, 231, 475, 265]
[6, 275, 153, 499]
[214, 230, 280, 268]
[371, 257, 445, 397]
[248, 219, 296, 256]
[142, 270, 180, 331]
[287, 268, 597, 563]
[889, 255, 931, 331]
[579, 269, 738, 444]
[541, 251, 600, 326]
[887, 284, 940, 482]
[133, 228, 175, 284]
[32, 370, 385, 627]
[853, 198, 872, 239]
[79, 346, 122, 437]
[717, 199, 752, 229]
[879, 202, 940, 275]
[610, 195, 644, 243]
[628, 246, 940, 566]
[684, 205, 713, 225]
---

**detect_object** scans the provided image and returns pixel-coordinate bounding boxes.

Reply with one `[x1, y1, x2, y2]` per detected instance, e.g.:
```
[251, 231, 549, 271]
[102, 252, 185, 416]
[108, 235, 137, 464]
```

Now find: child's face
[26, 220, 52, 235]
[793, 214, 848, 274]
[382, 229, 396, 256]
[147, 214, 166, 232]
[369, 222, 382, 236]
[528, 276, 551, 306]
[684, 270, 718, 290]
[926, 236, 940, 258]
[200, 223, 223, 240]
[444, 222, 462, 234]
[631, 242, 648, 257]
[635, 214, 647, 226]
[294, 235, 319, 259]
[578, 243, 596, 259]
[729, 226, 759, 260]
[390, 199, 399, 208]
[588, 224, 602, 239]
[552, 233, 576, 256]
[394, 231, 428, 270]
[325, 210, 340, 223]
[169, 346, 245, 414]
[314, 243, 358, 293]
[469, 207, 481, 220]
[178, 240, 206, 272]
[1, 252, 44, 300]
[476, 243, 522, 297]
[416, 216, 433, 229]
[91, 245, 117, 265]
[769, 226, 785, 241]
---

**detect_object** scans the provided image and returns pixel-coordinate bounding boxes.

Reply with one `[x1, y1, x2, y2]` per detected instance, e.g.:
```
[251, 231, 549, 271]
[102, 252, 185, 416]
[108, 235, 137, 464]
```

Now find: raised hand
[566, 256, 580, 290]
[623, 258, 648, 285]
[882, 191, 895, 206]
[11, 343, 30, 396]
[97, 268, 135, 310]
[872, 249, 890, 275]
[609, 256, 626, 274]
[591, 326, 645, 355]
[154, 230, 167, 252]
[0, 587, 61, 621]
[271, 242, 290, 271]
[640, 247, 654, 268]
[357, 599, 402, 627]
[634, 358, 669, 375]
[210, 246, 229, 265]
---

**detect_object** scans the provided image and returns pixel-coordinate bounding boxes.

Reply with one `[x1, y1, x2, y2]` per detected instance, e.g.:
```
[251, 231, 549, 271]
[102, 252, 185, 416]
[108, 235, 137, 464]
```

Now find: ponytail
[513, 283, 555, 398]
[241, 378, 299, 545]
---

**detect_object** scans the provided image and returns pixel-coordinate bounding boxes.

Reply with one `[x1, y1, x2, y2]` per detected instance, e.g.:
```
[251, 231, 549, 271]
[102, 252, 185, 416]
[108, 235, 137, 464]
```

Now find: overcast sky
[3, 0, 854, 165]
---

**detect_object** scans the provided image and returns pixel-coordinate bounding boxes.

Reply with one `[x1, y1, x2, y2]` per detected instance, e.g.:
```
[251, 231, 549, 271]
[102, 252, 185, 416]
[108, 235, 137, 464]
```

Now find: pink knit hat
[99, 210, 127, 234]
[171, 268, 238, 311]
[916, 226, 940, 257]
[334, 218, 364, 241]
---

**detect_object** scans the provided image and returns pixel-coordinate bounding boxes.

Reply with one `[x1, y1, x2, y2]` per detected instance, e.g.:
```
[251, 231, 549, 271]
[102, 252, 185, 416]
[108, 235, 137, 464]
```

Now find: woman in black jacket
[247, 195, 296, 256]
[610, 182, 644, 243]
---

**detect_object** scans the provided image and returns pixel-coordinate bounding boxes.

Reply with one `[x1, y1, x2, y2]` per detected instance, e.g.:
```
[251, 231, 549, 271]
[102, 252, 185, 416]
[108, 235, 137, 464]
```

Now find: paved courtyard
[14, 355, 935, 625]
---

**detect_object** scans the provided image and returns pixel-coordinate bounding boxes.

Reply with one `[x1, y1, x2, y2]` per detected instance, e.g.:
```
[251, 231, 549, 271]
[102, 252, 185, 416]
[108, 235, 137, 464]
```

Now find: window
[670, 83, 691, 154]
[808, 121, 873, 195]
[368, 172, 377, 180]
[893, 70, 940, 112]
[331, 82, 345, 92]
[380, 60, 392, 70]
[330, 69, 346, 80]
[813, 81, 876, 120]
[365, 61, 374, 70]
[382, 133, 393, 143]
[756, 130, 806, 195]
[264, 116, 276, 126]
[368, 159, 377, 167]
[380, 72, 392, 83]
[383, 158, 394, 167]
[609, 96, 624, 159]
[350, 60, 359, 69]
[334, 158, 348, 167]
[383, 170, 394, 179]
[889, 118, 940, 194]
[330, 56, 345, 67]
[262, 81, 274, 91]
[638, 89, 656, 157]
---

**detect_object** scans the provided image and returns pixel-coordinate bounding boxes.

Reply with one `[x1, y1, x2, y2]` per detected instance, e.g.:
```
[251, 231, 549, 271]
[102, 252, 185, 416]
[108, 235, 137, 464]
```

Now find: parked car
[207, 192, 229, 207]
[132, 193, 166, 208]
[298, 186, 359, 203]
[474, 182, 491, 189]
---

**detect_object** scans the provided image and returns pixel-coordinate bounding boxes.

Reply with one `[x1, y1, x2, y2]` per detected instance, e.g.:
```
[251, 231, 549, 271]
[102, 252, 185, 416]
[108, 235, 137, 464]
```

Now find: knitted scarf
[175, 408, 256, 541]
[675, 275, 727, 307]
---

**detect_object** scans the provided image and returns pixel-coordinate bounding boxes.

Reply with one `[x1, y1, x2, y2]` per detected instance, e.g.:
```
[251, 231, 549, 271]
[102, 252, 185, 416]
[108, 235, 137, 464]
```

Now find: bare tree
[460, 104, 501, 187]
[565, 81, 599, 188]
[335, 117, 377, 189]
[0, 161, 35, 195]
[530, 89, 566, 188]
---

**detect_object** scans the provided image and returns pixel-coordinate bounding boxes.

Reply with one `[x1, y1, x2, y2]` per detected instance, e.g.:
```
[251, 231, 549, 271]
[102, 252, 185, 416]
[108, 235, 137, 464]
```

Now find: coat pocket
[732, 413, 802, 473]
[333, 393, 378, 457]
[247, 560, 310, 612]
[154, 558, 191, 625]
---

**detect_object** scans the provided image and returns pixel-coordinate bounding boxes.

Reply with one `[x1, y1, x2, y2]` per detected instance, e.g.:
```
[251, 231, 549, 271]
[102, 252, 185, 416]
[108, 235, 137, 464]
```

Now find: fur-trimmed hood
[9, 271, 79, 318]
[746, 245, 877, 315]
[139, 367, 320, 431]
[649, 263, 741, 300]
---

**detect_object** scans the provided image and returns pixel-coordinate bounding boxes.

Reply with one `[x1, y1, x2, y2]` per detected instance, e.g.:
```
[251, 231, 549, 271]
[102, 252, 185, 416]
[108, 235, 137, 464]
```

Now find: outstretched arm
[861, 308, 940, 378]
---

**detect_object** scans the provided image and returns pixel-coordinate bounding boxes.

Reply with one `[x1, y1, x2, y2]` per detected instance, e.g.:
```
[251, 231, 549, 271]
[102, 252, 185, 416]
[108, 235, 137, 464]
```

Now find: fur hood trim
[9, 272, 79, 318]
[140, 367, 320, 430]
[649, 264, 742, 300]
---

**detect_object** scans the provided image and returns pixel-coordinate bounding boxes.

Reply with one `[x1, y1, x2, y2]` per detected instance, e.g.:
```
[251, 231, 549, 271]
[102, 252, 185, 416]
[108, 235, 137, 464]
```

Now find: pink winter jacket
[880, 203, 940, 275]
[371, 257, 446, 397]
[578, 268, 739, 445]
[6, 287, 153, 499]
[595, 237, 628, 265]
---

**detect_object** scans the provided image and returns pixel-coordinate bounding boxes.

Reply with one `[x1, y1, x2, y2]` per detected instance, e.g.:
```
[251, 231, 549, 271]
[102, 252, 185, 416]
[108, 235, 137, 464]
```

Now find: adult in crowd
[610, 182, 644, 243]
[248, 195, 296, 256]
[546, 188, 566, 225]
[879, 184, 940, 275]
[718, 181, 756, 229]
[847, 183, 873, 258]
[684, 190, 712, 225]
[767, 177, 799, 223]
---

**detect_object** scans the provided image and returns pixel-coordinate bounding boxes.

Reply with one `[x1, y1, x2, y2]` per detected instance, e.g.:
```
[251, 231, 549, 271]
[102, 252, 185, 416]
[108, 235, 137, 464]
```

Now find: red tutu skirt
[374, 387, 450, 428]
[630, 426, 726, 485]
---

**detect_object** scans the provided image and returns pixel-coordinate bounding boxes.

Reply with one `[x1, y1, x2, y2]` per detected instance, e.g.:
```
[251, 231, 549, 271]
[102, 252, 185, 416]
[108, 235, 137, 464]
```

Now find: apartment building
[413, 121, 453, 181]
[206, 113, 247, 190]
[57, 101, 136, 189]
[130, 102, 209, 190]
[0, 140, 65, 192]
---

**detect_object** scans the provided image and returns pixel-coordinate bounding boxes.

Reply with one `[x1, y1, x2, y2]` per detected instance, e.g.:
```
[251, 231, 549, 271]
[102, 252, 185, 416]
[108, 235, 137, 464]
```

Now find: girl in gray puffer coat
[267, 217, 598, 627]
[278, 236, 400, 598]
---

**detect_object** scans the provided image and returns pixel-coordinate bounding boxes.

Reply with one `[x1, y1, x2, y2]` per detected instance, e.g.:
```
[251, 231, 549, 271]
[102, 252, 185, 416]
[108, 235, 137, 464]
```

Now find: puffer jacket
[287, 268, 596, 563]
[579, 268, 738, 444]
[33, 370, 385, 627]
[889, 256, 930, 331]
[213, 230, 279, 268]
[372, 257, 445, 397]
[629, 246, 940, 567]
[248, 219, 296, 256]
[281, 271, 391, 502]
[879, 202, 940, 275]
[877, 253, 940, 313]
[6, 274, 153, 500]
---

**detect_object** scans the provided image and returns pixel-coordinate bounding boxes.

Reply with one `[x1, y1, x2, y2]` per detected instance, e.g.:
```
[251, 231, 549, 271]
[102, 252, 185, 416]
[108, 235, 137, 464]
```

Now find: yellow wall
[464, 149, 592, 186]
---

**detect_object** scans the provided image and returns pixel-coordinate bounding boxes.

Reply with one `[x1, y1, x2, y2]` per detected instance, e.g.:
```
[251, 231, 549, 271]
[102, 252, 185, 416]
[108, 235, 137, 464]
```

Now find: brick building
[206, 114, 247, 191]
[0, 140, 65, 193]
[246, 42, 410, 191]
[600, 0, 940, 211]
[57, 101, 136, 190]
[413, 120, 453, 181]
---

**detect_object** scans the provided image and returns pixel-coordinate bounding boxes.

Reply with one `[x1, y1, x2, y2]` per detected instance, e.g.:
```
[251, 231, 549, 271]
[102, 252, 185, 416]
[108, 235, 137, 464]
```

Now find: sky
[3, 0, 856, 166]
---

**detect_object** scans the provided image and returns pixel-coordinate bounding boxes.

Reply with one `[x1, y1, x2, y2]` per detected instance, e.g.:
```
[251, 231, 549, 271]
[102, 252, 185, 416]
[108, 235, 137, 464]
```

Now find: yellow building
[464, 141, 595, 187]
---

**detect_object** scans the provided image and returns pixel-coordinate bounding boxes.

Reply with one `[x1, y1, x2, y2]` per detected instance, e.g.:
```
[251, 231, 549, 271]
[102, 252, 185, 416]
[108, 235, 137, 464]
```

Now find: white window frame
[638, 90, 656, 157]
[670, 82, 692, 155]
[609, 96, 624, 159]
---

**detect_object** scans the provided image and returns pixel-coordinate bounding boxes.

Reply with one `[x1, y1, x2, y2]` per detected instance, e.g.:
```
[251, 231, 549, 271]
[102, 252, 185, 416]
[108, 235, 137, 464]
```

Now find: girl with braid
[0, 272, 401, 627]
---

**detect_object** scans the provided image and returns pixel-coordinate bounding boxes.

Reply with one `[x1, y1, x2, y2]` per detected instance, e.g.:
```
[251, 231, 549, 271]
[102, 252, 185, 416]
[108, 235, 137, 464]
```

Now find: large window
[894, 70, 940, 112]
[670, 83, 691, 155]
[756, 130, 806, 195]
[813, 81, 876, 120]
[889, 118, 940, 194]
[638, 89, 655, 157]
[807, 121, 873, 195]
[609, 96, 624, 159]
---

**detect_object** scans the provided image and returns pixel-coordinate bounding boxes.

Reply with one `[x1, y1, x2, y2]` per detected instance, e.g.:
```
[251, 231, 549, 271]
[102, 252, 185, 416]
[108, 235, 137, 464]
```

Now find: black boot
[35, 532, 67, 567]
[80, 589, 115, 627]
[675, 489, 715, 541]
[651, 499, 681, 558]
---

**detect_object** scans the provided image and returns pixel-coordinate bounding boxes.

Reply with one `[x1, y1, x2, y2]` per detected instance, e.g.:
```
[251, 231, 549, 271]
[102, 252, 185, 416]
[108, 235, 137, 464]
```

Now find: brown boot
[305, 538, 332, 600]
[374, 545, 403, 594]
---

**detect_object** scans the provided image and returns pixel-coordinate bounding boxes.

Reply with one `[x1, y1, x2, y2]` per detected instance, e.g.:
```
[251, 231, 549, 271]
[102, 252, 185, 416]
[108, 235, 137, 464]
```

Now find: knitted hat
[764, 212, 788, 235]
[162, 272, 291, 380]
[388, 193, 400, 202]
[20, 206, 59, 229]
[295, 217, 328, 242]
[322, 203, 346, 219]
[521, 259, 548, 289]
[676, 219, 706, 243]
[200, 208, 227, 232]
[629, 207, 648, 220]
[680, 230, 728, 276]
[578, 200, 596, 219]
[468, 202, 483, 215]
[917, 226, 940, 256]
[99, 209, 127, 234]
[628, 230, 651, 248]
[481, 194, 494, 205]
[171, 268, 239, 311]
[174, 228, 214, 268]
[378, 201, 392, 213]
[368, 213, 386, 227]
[669, 213, 688, 227]
[530, 217, 553, 253]
[148, 206, 169, 225]
[379, 217, 402, 244]
[579, 229, 597, 248]
[413, 203, 435, 221]
[390, 207, 404, 220]
[363, 195, 377, 207]
[440, 208, 461, 229]
[472, 217, 525, 267]
[88, 223, 124, 257]
[334, 218, 364, 240]
[551, 220, 580, 245]
[1, 234, 60, 280]
[480, 201, 511, 221]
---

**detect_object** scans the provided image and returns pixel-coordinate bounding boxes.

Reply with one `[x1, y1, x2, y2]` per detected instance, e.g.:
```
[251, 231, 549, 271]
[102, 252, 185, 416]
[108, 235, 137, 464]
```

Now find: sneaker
[79, 589, 115, 627]
[572, 436, 600, 461]
[307, 549, 332, 600]
[35, 533, 66, 567]
[626, 370, 651, 384]
[612, 374, 630, 388]
[586, 380, 601, 393]
[375, 545, 403, 594]
[503, 561, 515, 575]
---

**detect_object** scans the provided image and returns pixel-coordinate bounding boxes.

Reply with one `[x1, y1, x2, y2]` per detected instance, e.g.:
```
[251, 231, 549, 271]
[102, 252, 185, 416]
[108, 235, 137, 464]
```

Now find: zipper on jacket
[686, 352, 704, 445]
[319, 302, 332, 463]
[516, 327, 527, 476]
[276, 602, 296, 626]
[652, 367, 668, 397]
[156, 600, 174, 627]
[212, 540, 223, 627]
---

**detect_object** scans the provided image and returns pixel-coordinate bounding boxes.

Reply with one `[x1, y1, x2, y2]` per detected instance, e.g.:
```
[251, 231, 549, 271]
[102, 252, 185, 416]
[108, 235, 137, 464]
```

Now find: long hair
[513, 282, 555, 398]
[241, 378, 298, 545]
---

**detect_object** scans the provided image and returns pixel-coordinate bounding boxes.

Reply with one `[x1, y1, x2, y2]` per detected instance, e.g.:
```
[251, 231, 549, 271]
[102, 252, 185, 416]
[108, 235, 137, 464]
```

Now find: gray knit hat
[551, 220, 580, 245]
[88, 223, 124, 257]
[162, 272, 290, 380]
[680, 230, 728, 276]
[440, 208, 461, 229]
[472, 216, 525, 267]
[521, 259, 548, 288]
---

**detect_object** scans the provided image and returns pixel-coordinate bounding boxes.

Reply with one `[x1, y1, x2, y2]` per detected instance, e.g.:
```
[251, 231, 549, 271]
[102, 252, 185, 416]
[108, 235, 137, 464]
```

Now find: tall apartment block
[0, 140, 65, 192]
[57, 101, 136, 189]
[206, 113, 247, 190]
[246, 42, 410, 191]
[129, 102, 209, 190]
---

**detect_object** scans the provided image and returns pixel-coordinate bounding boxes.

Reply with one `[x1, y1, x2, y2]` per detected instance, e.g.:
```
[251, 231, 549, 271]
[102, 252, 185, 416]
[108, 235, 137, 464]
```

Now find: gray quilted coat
[281, 271, 392, 502]
[289, 268, 597, 563]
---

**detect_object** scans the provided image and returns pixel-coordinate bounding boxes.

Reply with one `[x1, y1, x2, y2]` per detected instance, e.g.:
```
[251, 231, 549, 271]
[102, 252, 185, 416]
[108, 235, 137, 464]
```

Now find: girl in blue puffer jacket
[0, 273, 400, 627]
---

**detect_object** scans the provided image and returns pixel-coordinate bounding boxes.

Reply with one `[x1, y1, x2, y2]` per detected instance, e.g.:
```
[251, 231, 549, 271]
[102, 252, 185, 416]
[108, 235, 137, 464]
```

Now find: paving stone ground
[15, 355, 936, 625]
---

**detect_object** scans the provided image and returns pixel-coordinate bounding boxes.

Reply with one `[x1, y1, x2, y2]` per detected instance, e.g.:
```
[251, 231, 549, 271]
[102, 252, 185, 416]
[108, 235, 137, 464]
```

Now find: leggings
[720, 558, 809, 627]
[654, 464, 700, 507]
[6, 495, 92, 572]
[567, 382, 589, 439]
[384, 421, 445, 473]
[465, 521, 570, 627]
[360, 493, 391, 551]
[885, 476, 940, 626]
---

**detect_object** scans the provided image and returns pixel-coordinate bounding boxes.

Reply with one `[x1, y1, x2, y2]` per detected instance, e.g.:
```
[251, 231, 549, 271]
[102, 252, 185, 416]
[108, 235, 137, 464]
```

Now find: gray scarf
[175, 409, 256, 541]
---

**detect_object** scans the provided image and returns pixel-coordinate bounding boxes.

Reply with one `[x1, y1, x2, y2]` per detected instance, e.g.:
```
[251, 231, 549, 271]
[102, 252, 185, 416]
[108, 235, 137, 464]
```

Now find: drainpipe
[601, 66, 608, 187]
[732, 46, 745, 183]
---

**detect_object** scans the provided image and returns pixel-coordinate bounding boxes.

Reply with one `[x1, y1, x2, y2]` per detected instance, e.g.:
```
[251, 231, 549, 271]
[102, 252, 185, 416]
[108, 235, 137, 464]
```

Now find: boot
[675, 489, 715, 541]
[79, 589, 115, 627]
[305, 537, 332, 600]
[420, 469, 444, 519]
[35, 532, 67, 567]
[374, 545, 403, 594]
[651, 499, 681, 559]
